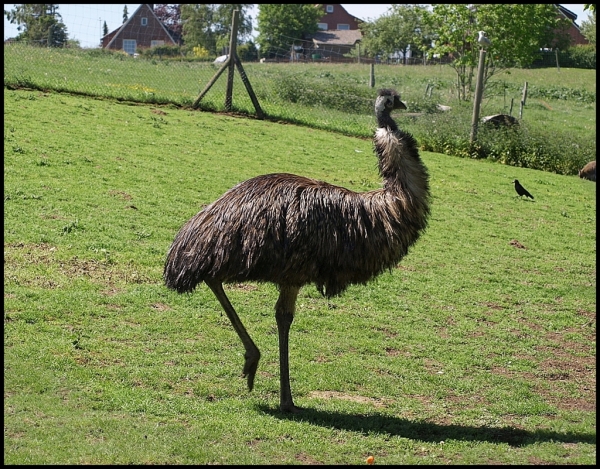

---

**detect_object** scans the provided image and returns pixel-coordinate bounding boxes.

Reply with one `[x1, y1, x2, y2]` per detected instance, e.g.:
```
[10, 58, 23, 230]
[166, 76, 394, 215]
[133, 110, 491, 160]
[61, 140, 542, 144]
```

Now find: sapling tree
[423, 4, 570, 101]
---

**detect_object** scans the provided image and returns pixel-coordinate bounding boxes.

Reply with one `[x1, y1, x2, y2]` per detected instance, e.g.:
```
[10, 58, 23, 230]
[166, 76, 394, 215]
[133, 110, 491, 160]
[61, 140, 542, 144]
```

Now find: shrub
[138, 45, 183, 59]
[532, 46, 596, 70]
[563, 44, 596, 70]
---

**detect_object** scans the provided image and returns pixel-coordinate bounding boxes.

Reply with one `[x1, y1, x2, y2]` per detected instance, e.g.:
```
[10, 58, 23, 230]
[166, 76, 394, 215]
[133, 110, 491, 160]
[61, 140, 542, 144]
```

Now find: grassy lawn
[3, 87, 596, 464]
[4, 44, 596, 143]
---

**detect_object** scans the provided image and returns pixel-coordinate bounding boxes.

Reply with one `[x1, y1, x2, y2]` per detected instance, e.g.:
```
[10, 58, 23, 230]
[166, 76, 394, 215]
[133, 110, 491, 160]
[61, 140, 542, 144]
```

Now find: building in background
[102, 4, 177, 55]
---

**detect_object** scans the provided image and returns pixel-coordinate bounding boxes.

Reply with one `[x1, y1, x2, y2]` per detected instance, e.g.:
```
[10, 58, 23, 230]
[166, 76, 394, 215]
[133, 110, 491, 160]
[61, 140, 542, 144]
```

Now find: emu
[579, 161, 596, 182]
[164, 88, 431, 413]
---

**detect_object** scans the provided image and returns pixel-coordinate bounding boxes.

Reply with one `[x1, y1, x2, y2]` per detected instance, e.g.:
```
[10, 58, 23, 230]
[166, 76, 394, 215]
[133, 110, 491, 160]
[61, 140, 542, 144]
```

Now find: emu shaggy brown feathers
[579, 160, 596, 182]
[164, 88, 430, 412]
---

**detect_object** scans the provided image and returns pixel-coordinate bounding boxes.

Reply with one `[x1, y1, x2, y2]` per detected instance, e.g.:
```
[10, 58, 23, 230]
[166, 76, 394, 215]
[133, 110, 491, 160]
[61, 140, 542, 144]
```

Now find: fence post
[192, 10, 263, 119]
[519, 81, 528, 119]
[369, 63, 375, 88]
[469, 48, 486, 145]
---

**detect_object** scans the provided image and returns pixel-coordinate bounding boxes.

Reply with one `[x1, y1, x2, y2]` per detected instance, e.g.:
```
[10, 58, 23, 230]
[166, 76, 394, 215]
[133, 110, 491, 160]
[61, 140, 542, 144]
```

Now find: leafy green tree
[424, 4, 569, 101]
[237, 40, 259, 61]
[256, 4, 323, 58]
[359, 4, 431, 64]
[580, 10, 596, 48]
[66, 38, 80, 48]
[153, 4, 182, 39]
[4, 4, 68, 47]
[180, 4, 253, 56]
[584, 4, 596, 14]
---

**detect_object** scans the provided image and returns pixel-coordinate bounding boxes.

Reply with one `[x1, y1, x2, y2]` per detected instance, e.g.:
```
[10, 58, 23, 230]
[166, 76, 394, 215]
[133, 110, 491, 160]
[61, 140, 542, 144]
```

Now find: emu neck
[373, 113, 428, 209]
[376, 111, 398, 133]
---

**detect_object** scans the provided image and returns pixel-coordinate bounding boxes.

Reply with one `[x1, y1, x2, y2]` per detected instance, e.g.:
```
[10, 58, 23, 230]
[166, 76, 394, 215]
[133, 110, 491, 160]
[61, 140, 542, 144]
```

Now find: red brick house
[303, 4, 364, 61]
[556, 4, 589, 46]
[102, 4, 178, 54]
[316, 3, 362, 31]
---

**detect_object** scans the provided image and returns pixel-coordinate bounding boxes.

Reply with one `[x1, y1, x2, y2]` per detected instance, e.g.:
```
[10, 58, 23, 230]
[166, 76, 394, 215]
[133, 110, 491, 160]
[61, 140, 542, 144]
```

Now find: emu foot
[280, 402, 302, 414]
[242, 350, 260, 391]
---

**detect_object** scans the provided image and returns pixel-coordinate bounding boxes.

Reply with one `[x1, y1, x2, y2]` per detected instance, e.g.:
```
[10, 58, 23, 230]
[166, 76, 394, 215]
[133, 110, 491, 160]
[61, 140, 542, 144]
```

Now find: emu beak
[395, 99, 407, 110]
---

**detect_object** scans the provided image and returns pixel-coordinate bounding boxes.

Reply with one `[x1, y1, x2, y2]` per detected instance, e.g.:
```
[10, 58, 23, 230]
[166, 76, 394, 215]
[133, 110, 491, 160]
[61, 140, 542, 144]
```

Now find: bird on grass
[513, 179, 534, 199]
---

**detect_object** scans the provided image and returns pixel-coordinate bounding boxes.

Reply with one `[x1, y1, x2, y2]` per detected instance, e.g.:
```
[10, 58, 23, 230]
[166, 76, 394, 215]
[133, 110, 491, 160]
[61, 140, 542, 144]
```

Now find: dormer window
[326, 5, 334, 13]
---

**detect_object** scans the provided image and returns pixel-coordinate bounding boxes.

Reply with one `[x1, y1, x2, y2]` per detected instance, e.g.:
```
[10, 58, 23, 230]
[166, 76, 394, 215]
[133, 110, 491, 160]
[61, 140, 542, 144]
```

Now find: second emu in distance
[164, 88, 431, 413]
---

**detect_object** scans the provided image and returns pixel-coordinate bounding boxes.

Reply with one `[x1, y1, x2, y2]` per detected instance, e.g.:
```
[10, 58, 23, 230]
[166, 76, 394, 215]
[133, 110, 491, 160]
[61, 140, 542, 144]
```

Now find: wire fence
[4, 40, 464, 138]
[5, 40, 596, 175]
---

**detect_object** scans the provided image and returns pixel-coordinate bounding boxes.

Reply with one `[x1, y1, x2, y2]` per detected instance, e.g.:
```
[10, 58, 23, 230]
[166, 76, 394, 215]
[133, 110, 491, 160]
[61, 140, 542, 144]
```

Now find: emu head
[375, 88, 407, 115]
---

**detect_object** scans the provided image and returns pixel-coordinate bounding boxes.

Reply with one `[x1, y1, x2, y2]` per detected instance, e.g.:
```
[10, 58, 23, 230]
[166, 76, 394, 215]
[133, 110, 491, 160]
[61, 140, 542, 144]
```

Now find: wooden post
[192, 10, 263, 119]
[519, 81, 528, 119]
[224, 10, 239, 111]
[555, 48, 560, 72]
[369, 63, 375, 88]
[357, 43, 360, 64]
[470, 48, 486, 145]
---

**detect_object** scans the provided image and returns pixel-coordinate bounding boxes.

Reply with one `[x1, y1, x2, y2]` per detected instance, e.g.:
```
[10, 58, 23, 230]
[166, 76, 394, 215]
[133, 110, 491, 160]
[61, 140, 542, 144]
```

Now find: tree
[584, 4, 596, 14]
[123, 5, 128, 24]
[154, 4, 182, 40]
[4, 4, 68, 47]
[358, 4, 431, 64]
[256, 4, 323, 58]
[180, 4, 253, 56]
[580, 10, 596, 48]
[424, 4, 569, 101]
[103, 20, 108, 37]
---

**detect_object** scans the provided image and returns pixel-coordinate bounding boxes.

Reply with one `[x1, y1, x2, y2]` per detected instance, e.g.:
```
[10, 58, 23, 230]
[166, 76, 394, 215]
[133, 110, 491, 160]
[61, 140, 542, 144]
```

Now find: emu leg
[275, 285, 301, 413]
[205, 279, 261, 391]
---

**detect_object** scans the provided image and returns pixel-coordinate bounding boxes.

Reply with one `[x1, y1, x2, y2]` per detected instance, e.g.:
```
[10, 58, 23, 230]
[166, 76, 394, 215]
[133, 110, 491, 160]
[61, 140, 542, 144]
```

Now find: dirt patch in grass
[309, 390, 390, 408]
[108, 189, 133, 200]
[295, 452, 324, 464]
[4, 242, 154, 288]
[491, 327, 596, 413]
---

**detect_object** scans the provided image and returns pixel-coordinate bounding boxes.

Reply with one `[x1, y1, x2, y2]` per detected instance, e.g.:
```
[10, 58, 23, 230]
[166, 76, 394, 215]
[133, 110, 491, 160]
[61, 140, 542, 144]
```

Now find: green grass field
[3, 86, 596, 464]
[4, 44, 596, 174]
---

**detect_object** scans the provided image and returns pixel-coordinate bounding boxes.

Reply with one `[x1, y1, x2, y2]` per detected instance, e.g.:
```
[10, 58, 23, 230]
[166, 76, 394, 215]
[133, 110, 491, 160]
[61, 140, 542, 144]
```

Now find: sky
[3, 4, 591, 49]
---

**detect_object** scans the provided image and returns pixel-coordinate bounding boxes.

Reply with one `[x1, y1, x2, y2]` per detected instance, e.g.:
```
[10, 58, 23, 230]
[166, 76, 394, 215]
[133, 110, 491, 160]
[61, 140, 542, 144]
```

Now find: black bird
[513, 179, 534, 199]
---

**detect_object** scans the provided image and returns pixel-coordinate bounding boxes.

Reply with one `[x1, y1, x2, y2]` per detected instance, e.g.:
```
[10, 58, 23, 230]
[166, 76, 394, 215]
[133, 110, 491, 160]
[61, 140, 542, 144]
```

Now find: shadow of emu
[257, 405, 594, 447]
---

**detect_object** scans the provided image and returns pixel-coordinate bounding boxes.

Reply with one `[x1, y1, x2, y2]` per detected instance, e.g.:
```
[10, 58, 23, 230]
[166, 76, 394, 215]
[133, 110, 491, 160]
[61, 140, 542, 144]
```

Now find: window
[326, 5, 334, 13]
[151, 40, 165, 48]
[318, 23, 328, 30]
[123, 39, 136, 55]
[337, 24, 350, 30]
[141, 17, 148, 26]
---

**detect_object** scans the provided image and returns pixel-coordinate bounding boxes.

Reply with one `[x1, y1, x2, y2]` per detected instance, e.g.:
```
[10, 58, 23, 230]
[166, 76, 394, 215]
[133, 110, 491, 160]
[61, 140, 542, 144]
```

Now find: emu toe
[280, 402, 302, 413]
[242, 350, 260, 391]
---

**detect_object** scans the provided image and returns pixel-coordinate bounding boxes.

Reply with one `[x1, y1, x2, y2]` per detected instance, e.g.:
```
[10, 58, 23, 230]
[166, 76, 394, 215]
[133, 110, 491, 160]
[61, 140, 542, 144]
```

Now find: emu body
[164, 89, 430, 412]
[579, 161, 596, 182]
